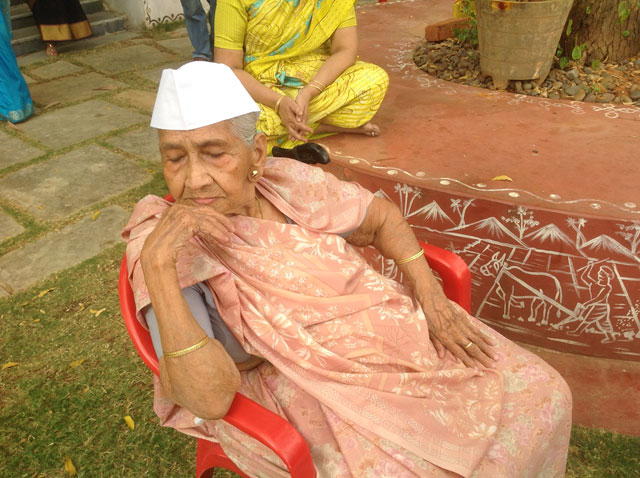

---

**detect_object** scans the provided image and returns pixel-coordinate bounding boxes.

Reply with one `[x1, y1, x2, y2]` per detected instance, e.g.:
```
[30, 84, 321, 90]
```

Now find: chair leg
[196, 439, 250, 478]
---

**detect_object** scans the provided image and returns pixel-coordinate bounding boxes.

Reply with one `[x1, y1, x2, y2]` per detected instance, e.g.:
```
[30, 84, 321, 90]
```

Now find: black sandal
[272, 143, 330, 165]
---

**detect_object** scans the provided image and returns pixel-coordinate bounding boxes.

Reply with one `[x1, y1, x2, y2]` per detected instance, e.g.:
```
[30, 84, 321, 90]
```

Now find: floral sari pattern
[123, 158, 571, 477]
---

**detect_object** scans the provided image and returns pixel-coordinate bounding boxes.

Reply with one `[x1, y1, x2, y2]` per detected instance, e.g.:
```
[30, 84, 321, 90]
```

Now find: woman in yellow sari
[214, 0, 389, 152]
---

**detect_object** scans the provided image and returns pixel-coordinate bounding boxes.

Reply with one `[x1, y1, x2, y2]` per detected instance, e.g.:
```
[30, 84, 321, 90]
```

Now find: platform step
[10, 0, 105, 31]
[11, 8, 127, 57]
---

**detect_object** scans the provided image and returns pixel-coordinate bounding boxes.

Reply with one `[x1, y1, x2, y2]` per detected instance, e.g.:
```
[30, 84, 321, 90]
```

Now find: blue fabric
[0, 1, 33, 123]
[180, 0, 216, 61]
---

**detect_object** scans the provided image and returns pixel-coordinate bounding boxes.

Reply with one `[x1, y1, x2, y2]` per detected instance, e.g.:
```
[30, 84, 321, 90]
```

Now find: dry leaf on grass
[2, 362, 19, 370]
[90, 308, 106, 317]
[91, 211, 101, 221]
[93, 86, 117, 91]
[491, 175, 513, 182]
[124, 415, 135, 431]
[64, 455, 77, 475]
[69, 359, 85, 368]
[0, 280, 14, 295]
[37, 287, 55, 298]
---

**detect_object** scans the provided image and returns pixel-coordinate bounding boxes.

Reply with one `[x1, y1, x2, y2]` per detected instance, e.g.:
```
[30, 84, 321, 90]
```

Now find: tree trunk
[561, 0, 640, 63]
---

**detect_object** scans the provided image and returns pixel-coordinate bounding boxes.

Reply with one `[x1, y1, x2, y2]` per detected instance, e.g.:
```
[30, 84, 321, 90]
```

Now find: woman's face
[158, 121, 266, 216]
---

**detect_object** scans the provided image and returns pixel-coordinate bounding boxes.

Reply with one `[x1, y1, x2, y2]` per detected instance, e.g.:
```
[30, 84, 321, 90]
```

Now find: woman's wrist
[273, 94, 285, 114]
[300, 85, 319, 99]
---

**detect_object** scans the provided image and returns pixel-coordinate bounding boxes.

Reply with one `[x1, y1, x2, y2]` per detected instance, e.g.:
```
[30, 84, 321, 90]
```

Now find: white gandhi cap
[150, 62, 260, 130]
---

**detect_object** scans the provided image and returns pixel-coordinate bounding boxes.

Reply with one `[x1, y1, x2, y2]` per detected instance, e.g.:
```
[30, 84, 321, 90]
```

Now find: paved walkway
[0, 27, 193, 297]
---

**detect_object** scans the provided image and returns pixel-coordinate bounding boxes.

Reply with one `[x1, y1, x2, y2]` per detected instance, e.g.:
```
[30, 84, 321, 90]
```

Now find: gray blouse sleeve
[143, 282, 252, 363]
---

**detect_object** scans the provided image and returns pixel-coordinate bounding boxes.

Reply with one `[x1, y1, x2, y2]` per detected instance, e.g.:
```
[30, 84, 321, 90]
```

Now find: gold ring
[464, 341, 473, 350]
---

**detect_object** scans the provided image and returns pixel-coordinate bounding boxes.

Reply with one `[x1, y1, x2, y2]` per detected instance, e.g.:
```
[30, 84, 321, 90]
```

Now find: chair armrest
[222, 394, 316, 478]
[419, 242, 472, 313]
[118, 256, 160, 376]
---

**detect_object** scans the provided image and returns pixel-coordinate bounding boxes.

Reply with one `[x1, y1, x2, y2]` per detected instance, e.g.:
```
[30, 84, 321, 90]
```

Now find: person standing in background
[1, 0, 33, 122]
[27, 0, 92, 57]
[180, 0, 215, 61]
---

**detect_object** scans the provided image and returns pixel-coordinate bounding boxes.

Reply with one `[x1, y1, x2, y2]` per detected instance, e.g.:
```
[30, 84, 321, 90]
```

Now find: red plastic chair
[118, 241, 470, 478]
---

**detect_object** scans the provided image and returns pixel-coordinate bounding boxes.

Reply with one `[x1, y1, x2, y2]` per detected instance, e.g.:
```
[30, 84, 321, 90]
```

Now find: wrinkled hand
[278, 96, 313, 143]
[140, 204, 234, 273]
[425, 299, 497, 369]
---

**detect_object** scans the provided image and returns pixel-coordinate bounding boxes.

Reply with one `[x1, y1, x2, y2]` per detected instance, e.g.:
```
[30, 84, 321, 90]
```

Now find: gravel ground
[413, 38, 640, 106]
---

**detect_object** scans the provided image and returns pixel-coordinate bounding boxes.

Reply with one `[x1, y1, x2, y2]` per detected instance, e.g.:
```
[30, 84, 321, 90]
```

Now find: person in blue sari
[1, 0, 33, 123]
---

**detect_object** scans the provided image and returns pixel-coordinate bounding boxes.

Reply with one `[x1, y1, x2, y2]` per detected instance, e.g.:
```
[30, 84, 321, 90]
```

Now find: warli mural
[361, 180, 640, 361]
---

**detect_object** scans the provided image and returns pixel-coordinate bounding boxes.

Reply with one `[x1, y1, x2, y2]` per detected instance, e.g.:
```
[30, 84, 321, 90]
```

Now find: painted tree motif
[450, 198, 474, 227]
[502, 206, 540, 240]
[616, 221, 640, 255]
[394, 183, 421, 218]
[567, 218, 588, 249]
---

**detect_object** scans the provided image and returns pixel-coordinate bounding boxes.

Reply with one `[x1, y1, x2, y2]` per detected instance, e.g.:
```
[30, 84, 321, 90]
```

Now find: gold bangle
[274, 95, 285, 114]
[310, 79, 327, 90]
[395, 249, 424, 265]
[164, 336, 210, 358]
[306, 83, 323, 93]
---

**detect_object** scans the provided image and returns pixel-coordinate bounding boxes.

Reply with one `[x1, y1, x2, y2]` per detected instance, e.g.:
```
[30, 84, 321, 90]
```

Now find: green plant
[571, 42, 586, 61]
[453, 0, 478, 46]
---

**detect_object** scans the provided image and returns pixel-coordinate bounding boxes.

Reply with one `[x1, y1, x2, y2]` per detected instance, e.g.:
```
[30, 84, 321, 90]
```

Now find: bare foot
[315, 122, 381, 137]
[360, 122, 380, 137]
[45, 43, 59, 57]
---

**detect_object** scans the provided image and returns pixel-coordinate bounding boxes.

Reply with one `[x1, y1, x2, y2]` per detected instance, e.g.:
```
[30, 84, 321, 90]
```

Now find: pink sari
[123, 158, 571, 478]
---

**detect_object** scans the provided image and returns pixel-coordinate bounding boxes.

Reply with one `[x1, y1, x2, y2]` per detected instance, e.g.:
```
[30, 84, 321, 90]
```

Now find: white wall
[105, 0, 210, 29]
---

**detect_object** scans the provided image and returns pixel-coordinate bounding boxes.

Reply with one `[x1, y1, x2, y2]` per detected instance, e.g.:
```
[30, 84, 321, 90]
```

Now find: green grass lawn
[1, 244, 639, 477]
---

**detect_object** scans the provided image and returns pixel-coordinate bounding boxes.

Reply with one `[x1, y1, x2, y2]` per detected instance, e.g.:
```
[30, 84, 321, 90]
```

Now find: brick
[425, 17, 470, 42]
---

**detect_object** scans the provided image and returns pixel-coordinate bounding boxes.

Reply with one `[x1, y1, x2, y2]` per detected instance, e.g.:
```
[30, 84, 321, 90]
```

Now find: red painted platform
[318, 0, 640, 435]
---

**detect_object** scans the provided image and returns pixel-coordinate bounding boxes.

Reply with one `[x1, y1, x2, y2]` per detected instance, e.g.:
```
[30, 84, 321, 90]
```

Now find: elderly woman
[213, 0, 388, 152]
[123, 62, 571, 478]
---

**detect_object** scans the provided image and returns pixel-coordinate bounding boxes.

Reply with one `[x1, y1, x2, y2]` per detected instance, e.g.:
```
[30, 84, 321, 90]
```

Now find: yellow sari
[215, 0, 389, 150]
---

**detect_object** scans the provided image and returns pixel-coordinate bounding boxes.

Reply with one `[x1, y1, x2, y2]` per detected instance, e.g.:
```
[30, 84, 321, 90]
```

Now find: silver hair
[227, 112, 260, 146]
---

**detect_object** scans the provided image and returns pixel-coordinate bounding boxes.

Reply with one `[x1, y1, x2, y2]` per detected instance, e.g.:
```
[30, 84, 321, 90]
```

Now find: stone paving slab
[0, 144, 152, 220]
[105, 128, 159, 162]
[112, 90, 156, 114]
[17, 50, 48, 67]
[0, 130, 44, 169]
[166, 27, 189, 38]
[17, 99, 148, 149]
[22, 74, 37, 85]
[56, 31, 140, 55]
[29, 60, 84, 80]
[0, 211, 25, 242]
[74, 44, 176, 75]
[137, 61, 186, 85]
[28, 72, 129, 106]
[158, 37, 193, 58]
[0, 205, 130, 297]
